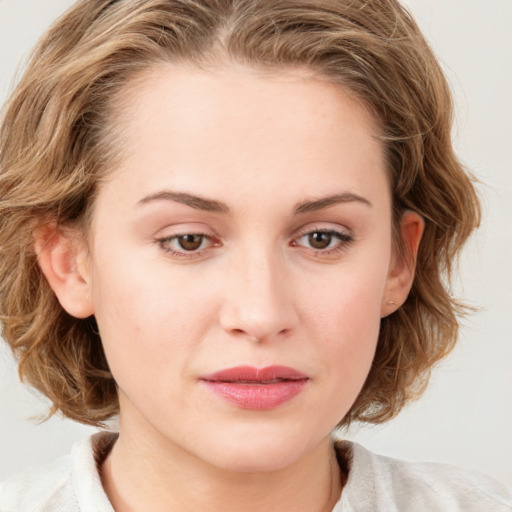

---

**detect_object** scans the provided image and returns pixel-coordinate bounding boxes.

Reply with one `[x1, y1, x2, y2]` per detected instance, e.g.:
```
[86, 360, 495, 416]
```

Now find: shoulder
[335, 440, 512, 512]
[0, 432, 115, 512]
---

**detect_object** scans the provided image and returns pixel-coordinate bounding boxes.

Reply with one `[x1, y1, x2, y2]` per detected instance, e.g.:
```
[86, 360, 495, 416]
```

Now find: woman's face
[80, 64, 403, 472]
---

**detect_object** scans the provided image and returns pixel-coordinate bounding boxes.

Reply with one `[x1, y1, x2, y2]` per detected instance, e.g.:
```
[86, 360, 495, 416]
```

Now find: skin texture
[37, 63, 423, 512]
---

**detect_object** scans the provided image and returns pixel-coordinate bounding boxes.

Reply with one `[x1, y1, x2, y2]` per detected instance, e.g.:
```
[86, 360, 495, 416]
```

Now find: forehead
[99, 62, 388, 212]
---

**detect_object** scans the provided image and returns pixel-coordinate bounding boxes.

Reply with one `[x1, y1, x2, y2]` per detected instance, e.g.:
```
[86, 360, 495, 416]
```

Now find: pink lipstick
[200, 365, 309, 410]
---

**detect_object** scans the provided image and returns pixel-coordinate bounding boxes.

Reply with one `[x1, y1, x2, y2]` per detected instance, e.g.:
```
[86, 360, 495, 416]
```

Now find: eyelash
[155, 228, 355, 260]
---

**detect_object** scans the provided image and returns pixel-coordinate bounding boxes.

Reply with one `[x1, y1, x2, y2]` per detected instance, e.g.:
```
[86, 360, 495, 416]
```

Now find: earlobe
[35, 222, 94, 319]
[381, 211, 425, 317]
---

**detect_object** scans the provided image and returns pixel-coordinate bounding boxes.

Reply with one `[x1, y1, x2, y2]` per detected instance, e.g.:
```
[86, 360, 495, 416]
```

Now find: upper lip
[201, 365, 308, 383]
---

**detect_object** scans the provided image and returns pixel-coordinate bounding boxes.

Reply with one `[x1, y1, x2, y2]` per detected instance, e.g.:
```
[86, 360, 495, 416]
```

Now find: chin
[211, 448, 301, 474]
[201, 425, 322, 473]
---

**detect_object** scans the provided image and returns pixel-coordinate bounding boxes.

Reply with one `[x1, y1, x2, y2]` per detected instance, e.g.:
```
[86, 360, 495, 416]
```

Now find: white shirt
[1, 432, 511, 511]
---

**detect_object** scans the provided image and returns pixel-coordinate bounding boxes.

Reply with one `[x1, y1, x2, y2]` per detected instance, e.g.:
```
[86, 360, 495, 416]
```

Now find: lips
[200, 365, 309, 410]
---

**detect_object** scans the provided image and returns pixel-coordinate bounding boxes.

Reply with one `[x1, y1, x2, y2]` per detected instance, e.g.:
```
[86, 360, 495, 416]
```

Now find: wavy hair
[0, 0, 480, 426]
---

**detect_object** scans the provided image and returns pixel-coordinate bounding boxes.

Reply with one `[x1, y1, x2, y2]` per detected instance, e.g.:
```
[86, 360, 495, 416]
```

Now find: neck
[100, 420, 343, 512]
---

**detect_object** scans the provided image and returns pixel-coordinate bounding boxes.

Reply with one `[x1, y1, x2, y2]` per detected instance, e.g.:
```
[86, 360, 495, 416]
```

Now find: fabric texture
[1, 432, 511, 511]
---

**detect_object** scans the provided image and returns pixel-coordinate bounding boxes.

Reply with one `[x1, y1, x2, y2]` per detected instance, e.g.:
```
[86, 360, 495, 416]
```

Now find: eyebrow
[137, 191, 230, 214]
[137, 190, 372, 215]
[293, 193, 372, 214]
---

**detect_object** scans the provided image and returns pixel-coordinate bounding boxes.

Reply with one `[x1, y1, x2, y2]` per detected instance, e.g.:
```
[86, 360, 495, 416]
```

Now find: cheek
[299, 264, 386, 385]
[301, 260, 387, 332]
[290, 277, 382, 428]
[320, 290, 381, 374]
[89, 251, 218, 389]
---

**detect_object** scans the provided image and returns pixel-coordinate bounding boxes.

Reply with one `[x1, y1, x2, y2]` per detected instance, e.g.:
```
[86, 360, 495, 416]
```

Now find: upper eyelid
[153, 224, 216, 240]
[292, 224, 353, 238]
[297, 229, 352, 239]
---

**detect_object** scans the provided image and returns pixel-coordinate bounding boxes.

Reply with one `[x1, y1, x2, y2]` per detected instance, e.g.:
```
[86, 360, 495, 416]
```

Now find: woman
[0, 0, 510, 510]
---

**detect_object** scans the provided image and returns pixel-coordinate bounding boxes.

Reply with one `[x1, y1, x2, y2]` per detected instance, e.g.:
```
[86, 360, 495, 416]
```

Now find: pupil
[309, 232, 332, 249]
[178, 234, 203, 251]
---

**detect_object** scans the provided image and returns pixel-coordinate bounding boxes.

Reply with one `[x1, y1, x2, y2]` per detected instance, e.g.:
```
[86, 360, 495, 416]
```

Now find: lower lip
[201, 380, 308, 410]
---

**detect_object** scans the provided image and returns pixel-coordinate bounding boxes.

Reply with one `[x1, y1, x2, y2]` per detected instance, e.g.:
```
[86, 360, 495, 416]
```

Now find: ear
[35, 222, 95, 319]
[381, 211, 424, 318]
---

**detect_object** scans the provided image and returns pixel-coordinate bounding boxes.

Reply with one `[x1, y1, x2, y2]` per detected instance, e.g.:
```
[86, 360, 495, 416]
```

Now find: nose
[219, 246, 298, 344]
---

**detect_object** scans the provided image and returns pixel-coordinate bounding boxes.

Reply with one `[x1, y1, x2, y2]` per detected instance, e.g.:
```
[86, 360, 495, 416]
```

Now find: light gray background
[1, 0, 511, 486]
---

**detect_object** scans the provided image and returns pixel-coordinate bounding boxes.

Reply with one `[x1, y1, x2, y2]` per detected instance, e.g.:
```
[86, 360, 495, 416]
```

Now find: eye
[293, 229, 354, 254]
[156, 232, 217, 257]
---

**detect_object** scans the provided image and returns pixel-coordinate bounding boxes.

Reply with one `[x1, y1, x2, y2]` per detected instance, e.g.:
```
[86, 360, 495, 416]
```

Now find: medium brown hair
[0, 0, 480, 426]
